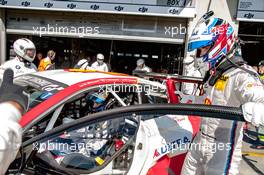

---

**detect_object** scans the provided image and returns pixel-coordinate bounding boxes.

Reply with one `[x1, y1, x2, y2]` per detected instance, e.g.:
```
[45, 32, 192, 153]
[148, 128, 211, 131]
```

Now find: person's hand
[0, 69, 29, 113]
[242, 102, 264, 127]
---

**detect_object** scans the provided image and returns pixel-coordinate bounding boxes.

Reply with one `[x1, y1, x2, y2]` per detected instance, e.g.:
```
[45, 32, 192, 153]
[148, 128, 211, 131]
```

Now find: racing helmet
[137, 59, 145, 66]
[74, 59, 89, 70]
[188, 12, 236, 68]
[259, 60, 264, 67]
[97, 53, 104, 64]
[13, 38, 36, 63]
[87, 92, 108, 112]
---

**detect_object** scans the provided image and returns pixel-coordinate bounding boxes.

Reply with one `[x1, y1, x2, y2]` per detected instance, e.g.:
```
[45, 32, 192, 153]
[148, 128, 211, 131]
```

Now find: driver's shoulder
[1, 59, 21, 69]
[30, 63, 38, 70]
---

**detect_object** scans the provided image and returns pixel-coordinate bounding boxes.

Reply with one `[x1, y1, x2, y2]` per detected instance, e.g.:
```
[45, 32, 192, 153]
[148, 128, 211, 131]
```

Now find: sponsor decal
[15, 65, 21, 69]
[244, 13, 254, 19]
[42, 84, 64, 92]
[153, 136, 191, 158]
[168, 115, 186, 122]
[246, 83, 263, 88]
[189, 36, 200, 41]
[95, 156, 104, 165]
[0, 0, 195, 18]
[40, 92, 53, 100]
[21, 1, 30, 7]
[175, 117, 186, 122]
[114, 5, 124, 11]
[215, 75, 229, 91]
[204, 98, 212, 105]
[17, 75, 65, 92]
[44, 2, 53, 8]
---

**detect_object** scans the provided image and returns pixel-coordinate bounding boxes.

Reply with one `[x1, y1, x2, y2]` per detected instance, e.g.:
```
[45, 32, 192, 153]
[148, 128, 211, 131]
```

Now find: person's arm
[31, 63, 38, 71]
[148, 67, 152, 72]
[91, 62, 96, 69]
[235, 71, 264, 103]
[235, 71, 264, 126]
[104, 64, 109, 72]
[0, 62, 9, 81]
[0, 69, 29, 174]
[45, 63, 55, 70]
[0, 102, 22, 174]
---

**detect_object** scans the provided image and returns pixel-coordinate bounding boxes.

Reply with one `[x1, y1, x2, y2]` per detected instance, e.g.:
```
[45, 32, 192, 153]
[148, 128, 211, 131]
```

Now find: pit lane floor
[240, 124, 264, 175]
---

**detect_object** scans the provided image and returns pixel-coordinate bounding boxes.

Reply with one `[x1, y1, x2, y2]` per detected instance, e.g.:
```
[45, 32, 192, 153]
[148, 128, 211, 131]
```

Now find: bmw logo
[15, 65, 21, 69]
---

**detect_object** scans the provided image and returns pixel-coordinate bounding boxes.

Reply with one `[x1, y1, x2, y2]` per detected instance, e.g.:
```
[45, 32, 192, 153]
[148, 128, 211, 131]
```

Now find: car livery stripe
[25, 73, 68, 88]
[65, 69, 130, 77]
[166, 78, 179, 104]
[165, 78, 200, 138]
[20, 77, 138, 128]
[224, 121, 238, 174]
[188, 115, 201, 138]
[147, 154, 187, 175]
[16, 74, 68, 93]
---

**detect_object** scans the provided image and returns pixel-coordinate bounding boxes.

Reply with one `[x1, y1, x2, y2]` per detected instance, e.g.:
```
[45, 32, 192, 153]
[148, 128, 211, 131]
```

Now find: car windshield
[14, 75, 65, 111]
[26, 87, 56, 110]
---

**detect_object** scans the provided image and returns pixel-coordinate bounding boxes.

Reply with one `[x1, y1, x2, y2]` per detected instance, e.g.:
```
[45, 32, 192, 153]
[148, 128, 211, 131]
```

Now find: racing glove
[242, 102, 264, 127]
[0, 69, 29, 113]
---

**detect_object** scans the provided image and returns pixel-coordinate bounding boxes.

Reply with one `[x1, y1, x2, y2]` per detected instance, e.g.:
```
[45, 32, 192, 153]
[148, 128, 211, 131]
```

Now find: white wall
[0, 9, 6, 64]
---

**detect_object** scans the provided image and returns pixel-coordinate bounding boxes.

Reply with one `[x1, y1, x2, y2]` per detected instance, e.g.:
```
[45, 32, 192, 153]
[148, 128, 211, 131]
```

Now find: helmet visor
[26, 48, 36, 59]
[89, 95, 104, 104]
[97, 59, 103, 64]
[188, 40, 212, 52]
[196, 45, 212, 58]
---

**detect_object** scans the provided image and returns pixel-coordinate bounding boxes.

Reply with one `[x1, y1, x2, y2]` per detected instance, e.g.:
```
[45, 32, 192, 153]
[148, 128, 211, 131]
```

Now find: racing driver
[181, 11, 264, 175]
[0, 38, 37, 79]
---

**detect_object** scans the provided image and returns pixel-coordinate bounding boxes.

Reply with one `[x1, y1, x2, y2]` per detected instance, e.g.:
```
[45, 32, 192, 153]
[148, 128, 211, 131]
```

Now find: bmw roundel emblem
[15, 65, 21, 69]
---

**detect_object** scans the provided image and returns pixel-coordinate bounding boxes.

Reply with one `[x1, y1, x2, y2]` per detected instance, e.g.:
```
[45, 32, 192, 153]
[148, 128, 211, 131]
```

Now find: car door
[10, 104, 244, 175]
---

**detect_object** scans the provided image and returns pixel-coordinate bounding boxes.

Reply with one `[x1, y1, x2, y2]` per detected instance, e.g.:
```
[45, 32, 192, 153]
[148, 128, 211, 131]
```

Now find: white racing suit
[0, 57, 37, 79]
[91, 62, 109, 72]
[181, 64, 264, 175]
[182, 59, 202, 95]
[0, 103, 22, 174]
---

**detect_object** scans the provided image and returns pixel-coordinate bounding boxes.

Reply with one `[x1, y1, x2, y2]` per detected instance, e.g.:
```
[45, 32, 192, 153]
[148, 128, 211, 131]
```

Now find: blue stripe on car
[224, 121, 238, 175]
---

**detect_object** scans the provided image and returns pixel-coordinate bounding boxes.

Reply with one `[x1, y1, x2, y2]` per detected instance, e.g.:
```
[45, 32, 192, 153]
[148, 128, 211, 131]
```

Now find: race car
[14, 69, 169, 134]
[8, 103, 244, 175]
[8, 70, 206, 174]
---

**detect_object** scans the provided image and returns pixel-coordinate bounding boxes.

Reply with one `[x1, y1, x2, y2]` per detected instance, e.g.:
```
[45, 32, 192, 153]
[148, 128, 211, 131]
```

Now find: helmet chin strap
[18, 56, 31, 67]
[24, 61, 31, 67]
[17, 56, 23, 62]
[17, 55, 31, 66]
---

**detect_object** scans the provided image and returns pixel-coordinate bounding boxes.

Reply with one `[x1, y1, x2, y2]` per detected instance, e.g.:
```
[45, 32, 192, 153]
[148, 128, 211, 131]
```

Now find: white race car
[8, 69, 207, 174]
